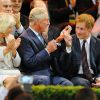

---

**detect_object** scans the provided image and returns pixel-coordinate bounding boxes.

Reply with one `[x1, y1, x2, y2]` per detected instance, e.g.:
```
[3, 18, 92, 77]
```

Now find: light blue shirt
[29, 26, 44, 45]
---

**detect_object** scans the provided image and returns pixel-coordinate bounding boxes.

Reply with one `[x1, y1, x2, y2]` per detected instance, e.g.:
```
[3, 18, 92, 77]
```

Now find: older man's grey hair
[29, 7, 49, 23]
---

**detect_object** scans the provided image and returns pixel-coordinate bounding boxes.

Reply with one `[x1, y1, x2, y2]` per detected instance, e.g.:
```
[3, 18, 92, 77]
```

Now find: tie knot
[83, 40, 86, 43]
[82, 40, 86, 48]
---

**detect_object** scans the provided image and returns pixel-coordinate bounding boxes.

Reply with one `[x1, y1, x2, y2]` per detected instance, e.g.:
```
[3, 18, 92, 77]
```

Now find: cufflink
[56, 43, 61, 46]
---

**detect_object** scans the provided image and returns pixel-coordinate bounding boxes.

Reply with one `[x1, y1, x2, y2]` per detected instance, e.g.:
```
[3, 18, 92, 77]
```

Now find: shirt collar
[29, 26, 40, 37]
[79, 36, 91, 45]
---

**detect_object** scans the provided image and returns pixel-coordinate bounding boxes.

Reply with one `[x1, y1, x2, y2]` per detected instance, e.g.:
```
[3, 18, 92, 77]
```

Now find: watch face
[0, 38, 6, 46]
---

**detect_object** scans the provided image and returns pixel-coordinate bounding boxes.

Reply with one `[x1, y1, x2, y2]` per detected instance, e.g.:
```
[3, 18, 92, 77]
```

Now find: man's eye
[3, 5, 12, 8]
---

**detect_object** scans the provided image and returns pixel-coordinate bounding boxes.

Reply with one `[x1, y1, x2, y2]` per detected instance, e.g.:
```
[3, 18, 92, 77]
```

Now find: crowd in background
[0, 0, 100, 100]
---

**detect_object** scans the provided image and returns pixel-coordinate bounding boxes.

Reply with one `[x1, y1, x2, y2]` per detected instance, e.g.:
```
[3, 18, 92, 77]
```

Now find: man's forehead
[2, 0, 12, 4]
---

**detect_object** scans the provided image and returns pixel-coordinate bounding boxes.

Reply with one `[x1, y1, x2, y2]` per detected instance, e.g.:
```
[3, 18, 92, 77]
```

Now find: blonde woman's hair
[29, 7, 49, 23]
[0, 12, 16, 34]
[76, 14, 95, 29]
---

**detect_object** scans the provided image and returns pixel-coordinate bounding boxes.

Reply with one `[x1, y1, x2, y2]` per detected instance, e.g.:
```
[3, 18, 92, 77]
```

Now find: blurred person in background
[91, 0, 100, 38]
[0, 0, 12, 13]
[0, 76, 20, 100]
[75, 88, 97, 100]
[30, 0, 47, 10]
[20, 0, 32, 17]
[0, 0, 26, 38]
[11, 0, 29, 30]
[74, 0, 97, 19]
[91, 17, 100, 38]
[48, 0, 76, 31]
[5, 85, 33, 100]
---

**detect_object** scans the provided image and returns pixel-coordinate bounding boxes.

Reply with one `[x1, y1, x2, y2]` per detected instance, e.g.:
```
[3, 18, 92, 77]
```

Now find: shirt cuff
[66, 46, 72, 53]
[96, 77, 100, 81]
[12, 52, 21, 67]
[16, 25, 24, 34]
[69, 4, 73, 10]
[12, 51, 17, 59]
[45, 48, 50, 56]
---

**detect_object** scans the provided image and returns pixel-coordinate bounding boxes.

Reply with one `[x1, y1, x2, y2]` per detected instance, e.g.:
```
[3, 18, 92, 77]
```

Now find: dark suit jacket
[56, 34, 100, 79]
[20, 14, 29, 29]
[48, 0, 74, 25]
[48, 26, 61, 41]
[48, 26, 67, 76]
[18, 28, 50, 74]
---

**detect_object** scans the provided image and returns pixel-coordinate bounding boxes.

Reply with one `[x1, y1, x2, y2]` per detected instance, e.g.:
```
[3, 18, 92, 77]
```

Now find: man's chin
[13, 9, 20, 13]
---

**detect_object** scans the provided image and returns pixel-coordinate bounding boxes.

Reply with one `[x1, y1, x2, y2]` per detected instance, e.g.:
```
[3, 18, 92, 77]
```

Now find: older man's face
[37, 18, 50, 35]
[11, 0, 22, 14]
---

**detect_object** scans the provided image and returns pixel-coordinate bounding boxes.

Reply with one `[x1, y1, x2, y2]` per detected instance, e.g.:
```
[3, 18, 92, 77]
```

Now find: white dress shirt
[29, 26, 50, 55]
[78, 37, 94, 74]
[11, 25, 24, 36]
[66, 36, 94, 74]
[92, 0, 96, 5]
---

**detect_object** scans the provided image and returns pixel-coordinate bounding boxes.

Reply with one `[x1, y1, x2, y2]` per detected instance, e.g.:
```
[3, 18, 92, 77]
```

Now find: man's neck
[30, 25, 42, 35]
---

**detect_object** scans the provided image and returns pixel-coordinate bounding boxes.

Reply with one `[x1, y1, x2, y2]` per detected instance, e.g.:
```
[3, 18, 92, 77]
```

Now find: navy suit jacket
[18, 28, 50, 74]
[20, 14, 29, 29]
[59, 34, 100, 79]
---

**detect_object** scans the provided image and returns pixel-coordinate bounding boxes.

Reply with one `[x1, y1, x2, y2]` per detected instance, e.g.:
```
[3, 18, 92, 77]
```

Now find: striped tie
[82, 40, 93, 82]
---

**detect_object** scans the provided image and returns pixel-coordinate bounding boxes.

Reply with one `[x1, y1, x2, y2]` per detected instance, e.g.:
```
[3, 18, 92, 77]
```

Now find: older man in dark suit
[18, 7, 73, 86]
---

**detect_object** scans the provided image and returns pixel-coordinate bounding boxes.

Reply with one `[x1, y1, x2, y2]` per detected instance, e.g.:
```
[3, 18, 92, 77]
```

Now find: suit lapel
[73, 35, 81, 55]
[75, 36, 81, 53]
[90, 36, 96, 70]
[72, 35, 81, 69]
[26, 28, 45, 50]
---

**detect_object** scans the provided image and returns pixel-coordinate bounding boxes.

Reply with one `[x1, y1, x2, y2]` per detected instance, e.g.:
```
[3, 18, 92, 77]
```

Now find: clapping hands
[4, 38, 21, 57]
[7, 38, 21, 51]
